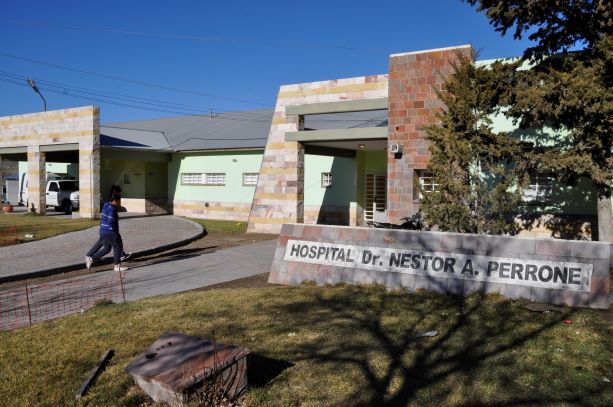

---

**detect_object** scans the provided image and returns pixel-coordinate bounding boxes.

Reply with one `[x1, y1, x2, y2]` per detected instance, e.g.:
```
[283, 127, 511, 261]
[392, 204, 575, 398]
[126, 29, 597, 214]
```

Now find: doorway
[364, 172, 387, 222]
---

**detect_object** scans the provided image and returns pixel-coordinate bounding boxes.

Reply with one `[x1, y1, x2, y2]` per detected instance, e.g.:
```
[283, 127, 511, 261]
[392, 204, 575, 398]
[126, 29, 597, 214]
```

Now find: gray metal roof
[100, 108, 388, 152]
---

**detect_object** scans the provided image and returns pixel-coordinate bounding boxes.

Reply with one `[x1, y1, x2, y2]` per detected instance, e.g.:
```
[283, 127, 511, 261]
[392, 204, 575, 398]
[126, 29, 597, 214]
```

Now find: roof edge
[390, 44, 471, 58]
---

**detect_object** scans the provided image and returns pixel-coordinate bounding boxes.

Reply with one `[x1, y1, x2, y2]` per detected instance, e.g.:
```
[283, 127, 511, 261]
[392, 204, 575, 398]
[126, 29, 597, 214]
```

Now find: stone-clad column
[247, 111, 304, 233]
[27, 146, 46, 214]
[78, 145, 100, 218]
[78, 108, 101, 219]
[387, 45, 472, 223]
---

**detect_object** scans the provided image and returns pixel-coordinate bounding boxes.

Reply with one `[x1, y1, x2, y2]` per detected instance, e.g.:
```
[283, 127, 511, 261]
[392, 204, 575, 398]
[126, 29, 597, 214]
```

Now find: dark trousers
[86, 231, 122, 264]
[88, 233, 125, 257]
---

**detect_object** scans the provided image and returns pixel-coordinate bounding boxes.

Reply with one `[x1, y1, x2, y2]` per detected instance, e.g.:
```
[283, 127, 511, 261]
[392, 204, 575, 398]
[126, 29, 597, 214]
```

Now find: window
[321, 172, 332, 188]
[181, 173, 226, 186]
[59, 181, 78, 191]
[204, 173, 226, 185]
[523, 172, 554, 203]
[48, 182, 59, 192]
[123, 173, 131, 185]
[181, 173, 202, 185]
[243, 173, 259, 186]
[414, 170, 439, 199]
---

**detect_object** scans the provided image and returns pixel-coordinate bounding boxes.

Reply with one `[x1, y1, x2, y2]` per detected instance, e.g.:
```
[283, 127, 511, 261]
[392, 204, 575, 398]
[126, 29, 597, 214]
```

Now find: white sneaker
[85, 256, 93, 270]
[113, 264, 129, 272]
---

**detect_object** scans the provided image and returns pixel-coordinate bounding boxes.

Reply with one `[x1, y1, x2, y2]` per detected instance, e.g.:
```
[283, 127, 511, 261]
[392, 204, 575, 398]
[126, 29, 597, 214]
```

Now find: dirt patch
[189, 272, 271, 291]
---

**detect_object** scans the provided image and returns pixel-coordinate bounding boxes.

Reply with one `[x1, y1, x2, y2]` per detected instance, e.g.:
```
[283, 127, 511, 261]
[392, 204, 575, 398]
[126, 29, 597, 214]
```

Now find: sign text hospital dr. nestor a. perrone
[284, 239, 592, 291]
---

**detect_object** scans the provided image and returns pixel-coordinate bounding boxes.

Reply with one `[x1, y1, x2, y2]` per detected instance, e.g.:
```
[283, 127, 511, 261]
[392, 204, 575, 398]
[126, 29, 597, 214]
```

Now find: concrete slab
[125, 331, 249, 404]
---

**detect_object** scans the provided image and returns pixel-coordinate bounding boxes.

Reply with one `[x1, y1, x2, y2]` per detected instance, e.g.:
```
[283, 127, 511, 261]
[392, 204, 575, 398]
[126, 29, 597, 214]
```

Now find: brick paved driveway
[0, 215, 202, 282]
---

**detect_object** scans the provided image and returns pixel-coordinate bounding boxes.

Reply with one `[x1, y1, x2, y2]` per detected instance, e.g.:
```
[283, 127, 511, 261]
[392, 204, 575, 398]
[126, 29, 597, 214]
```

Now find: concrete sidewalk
[0, 239, 277, 330]
[0, 215, 204, 283]
[124, 239, 276, 300]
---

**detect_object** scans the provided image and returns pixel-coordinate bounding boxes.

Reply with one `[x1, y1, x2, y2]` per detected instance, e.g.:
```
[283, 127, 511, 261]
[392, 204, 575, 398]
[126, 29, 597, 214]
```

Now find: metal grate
[364, 173, 386, 222]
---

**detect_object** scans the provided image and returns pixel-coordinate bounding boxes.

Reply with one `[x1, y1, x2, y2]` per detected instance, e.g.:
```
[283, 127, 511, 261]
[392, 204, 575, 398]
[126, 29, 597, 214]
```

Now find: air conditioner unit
[389, 143, 402, 153]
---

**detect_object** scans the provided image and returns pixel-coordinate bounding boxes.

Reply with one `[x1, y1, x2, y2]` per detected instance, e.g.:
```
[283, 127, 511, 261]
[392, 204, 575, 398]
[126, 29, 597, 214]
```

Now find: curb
[0, 218, 205, 285]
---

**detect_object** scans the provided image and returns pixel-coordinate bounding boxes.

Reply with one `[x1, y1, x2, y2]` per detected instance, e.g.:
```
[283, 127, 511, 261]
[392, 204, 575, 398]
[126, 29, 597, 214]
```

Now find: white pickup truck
[19, 175, 80, 214]
[46, 180, 80, 214]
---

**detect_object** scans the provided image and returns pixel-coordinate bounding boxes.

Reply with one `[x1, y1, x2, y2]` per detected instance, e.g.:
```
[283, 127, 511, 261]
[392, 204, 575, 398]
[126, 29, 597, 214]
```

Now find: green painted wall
[145, 162, 168, 198]
[100, 150, 170, 199]
[18, 161, 78, 179]
[522, 176, 598, 216]
[305, 154, 356, 206]
[169, 150, 263, 203]
[356, 150, 387, 208]
[101, 159, 146, 198]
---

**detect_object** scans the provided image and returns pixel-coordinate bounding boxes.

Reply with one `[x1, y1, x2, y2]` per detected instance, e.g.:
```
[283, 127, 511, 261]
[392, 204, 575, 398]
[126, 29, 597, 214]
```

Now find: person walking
[85, 194, 128, 272]
[88, 185, 131, 263]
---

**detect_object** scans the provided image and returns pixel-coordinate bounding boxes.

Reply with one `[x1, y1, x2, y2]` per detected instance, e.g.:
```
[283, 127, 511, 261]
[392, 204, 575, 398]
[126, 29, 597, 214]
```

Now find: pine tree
[465, 0, 613, 241]
[420, 52, 526, 234]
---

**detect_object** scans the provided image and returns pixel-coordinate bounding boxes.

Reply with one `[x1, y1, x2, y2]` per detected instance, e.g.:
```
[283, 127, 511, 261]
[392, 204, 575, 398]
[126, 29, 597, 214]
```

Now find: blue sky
[0, 0, 534, 123]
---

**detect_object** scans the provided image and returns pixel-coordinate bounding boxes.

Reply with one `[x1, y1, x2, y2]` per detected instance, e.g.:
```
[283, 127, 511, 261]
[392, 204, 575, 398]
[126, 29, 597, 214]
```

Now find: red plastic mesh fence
[0, 272, 125, 331]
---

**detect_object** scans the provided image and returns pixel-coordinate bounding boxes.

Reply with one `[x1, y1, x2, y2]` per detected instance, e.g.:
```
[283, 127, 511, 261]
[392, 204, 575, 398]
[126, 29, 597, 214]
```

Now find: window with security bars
[204, 173, 226, 185]
[181, 173, 226, 186]
[321, 172, 332, 188]
[181, 173, 202, 185]
[414, 170, 439, 199]
[523, 172, 554, 203]
[243, 173, 259, 186]
[364, 173, 386, 222]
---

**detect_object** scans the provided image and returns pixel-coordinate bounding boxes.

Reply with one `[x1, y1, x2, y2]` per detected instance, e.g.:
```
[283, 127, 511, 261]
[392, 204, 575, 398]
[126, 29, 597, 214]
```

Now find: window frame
[414, 170, 439, 200]
[180, 172, 226, 186]
[321, 172, 332, 188]
[180, 173, 202, 185]
[203, 173, 226, 186]
[522, 172, 554, 204]
[242, 172, 259, 186]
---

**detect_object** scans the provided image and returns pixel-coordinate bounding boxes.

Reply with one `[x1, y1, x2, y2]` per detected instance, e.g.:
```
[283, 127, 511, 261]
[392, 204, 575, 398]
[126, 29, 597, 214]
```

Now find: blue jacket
[100, 202, 119, 233]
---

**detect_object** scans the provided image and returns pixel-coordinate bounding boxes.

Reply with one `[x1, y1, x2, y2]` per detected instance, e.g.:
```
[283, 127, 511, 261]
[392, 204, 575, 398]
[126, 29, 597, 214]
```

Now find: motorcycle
[367, 212, 428, 231]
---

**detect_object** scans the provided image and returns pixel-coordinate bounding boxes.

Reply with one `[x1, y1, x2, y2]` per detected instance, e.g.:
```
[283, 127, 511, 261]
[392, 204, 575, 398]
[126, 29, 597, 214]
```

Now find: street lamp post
[26, 78, 47, 111]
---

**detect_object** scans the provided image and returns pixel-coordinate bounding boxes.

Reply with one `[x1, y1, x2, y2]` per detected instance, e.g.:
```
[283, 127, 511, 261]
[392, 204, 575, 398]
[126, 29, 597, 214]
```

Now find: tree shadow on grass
[269, 286, 607, 406]
[247, 354, 294, 388]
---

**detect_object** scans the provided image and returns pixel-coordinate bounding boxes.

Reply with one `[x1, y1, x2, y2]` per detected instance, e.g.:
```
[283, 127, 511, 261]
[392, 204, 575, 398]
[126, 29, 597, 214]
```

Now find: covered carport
[0, 106, 100, 218]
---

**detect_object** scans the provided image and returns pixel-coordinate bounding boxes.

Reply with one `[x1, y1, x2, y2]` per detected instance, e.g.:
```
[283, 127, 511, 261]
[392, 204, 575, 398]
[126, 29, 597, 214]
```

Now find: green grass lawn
[0, 213, 98, 246]
[0, 284, 610, 406]
[0, 216, 245, 247]
[187, 217, 248, 234]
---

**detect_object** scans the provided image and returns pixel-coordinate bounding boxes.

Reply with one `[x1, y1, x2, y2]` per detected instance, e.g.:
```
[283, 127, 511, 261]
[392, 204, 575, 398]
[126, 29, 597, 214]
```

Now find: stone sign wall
[269, 224, 611, 309]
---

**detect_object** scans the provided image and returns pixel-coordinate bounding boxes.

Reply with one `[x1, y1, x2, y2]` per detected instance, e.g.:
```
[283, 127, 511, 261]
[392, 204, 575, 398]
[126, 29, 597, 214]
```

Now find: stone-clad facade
[0, 106, 100, 218]
[0, 44, 601, 238]
[171, 200, 252, 221]
[247, 76, 388, 233]
[247, 45, 473, 233]
[387, 45, 471, 222]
